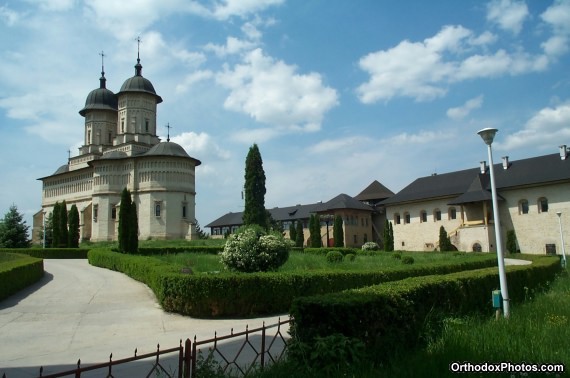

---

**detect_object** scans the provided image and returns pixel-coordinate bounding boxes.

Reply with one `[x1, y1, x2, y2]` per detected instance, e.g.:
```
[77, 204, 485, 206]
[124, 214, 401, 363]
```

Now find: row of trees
[44, 201, 80, 248]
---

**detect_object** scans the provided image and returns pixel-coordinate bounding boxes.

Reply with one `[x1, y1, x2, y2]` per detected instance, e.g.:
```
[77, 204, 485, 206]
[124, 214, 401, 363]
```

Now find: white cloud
[541, 0, 570, 58]
[388, 130, 455, 145]
[212, 0, 284, 20]
[500, 102, 570, 150]
[30, 0, 75, 12]
[486, 0, 529, 35]
[0, 5, 21, 26]
[216, 48, 338, 137]
[447, 95, 484, 120]
[309, 136, 372, 155]
[231, 127, 282, 144]
[175, 70, 214, 93]
[357, 25, 549, 104]
[204, 36, 258, 57]
[171, 131, 231, 161]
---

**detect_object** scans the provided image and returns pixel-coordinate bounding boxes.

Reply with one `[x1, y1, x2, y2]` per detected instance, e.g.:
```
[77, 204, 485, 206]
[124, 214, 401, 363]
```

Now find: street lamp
[477, 127, 510, 318]
[556, 211, 567, 268]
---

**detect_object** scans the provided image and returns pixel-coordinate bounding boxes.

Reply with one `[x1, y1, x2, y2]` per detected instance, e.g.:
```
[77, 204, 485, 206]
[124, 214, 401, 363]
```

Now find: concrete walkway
[0, 260, 287, 378]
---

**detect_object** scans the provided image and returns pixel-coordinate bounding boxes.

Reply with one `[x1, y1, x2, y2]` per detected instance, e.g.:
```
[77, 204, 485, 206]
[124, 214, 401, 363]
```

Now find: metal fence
[1, 318, 291, 378]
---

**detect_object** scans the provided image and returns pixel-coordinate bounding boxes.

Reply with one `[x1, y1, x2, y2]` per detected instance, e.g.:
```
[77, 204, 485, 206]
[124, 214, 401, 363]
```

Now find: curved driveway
[0, 259, 285, 377]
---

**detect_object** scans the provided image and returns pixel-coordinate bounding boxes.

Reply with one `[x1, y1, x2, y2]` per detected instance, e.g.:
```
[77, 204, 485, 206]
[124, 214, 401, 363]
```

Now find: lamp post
[556, 211, 567, 268]
[477, 127, 510, 318]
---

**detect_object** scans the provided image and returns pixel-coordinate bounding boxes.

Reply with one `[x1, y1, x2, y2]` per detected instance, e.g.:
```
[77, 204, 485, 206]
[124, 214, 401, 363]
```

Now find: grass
[248, 270, 570, 378]
[154, 250, 493, 274]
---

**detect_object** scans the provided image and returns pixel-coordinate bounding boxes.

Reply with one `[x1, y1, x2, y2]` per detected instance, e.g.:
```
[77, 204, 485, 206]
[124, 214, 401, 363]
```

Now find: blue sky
[1, 0, 569, 233]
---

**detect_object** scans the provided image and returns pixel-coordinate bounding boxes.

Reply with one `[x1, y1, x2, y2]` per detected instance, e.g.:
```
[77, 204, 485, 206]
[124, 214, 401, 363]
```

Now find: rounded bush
[392, 252, 402, 260]
[326, 250, 344, 263]
[361, 242, 380, 251]
[345, 253, 356, 261]
[401, 256, 415, 265]
[220, 225, 290, 272]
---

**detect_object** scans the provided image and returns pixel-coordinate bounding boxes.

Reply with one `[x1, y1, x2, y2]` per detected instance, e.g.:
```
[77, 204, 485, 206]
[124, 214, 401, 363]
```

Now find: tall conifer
[118, 188, 132, 253]
[52, 202, 61, 248]
[59, 200, 68, 248]
[68, 204, 80, 248]
[295, 220, 304, 247]
[333, 215, 344, 247]
[243, 144, 267, 228]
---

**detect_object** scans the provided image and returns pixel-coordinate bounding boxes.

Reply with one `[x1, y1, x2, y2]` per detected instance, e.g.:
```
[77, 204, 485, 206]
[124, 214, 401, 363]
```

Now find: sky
[1, 0, 570, 235]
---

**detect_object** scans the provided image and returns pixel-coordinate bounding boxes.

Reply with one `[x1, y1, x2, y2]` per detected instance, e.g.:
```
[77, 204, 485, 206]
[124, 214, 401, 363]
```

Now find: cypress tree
[295, 220, 304, 247]
[129, 202, 138, 253]
[59, 200, 68, 248]
[506, 230, 518, 254]
[118, 188, 132, 253]
[0, 204, 30, 248]
[384, 220, 394, 251]
[68, 204, 80, 248]
[42, 212, 54, 248]
[243, 144, 267, 228]
[52, 202, 61, 248]
[389, 221, 394, 251]
[289, 221, 297, 242]
[309, 214, 322, 248]
[439, 225, 451, 252]
[333, 215, 344, 247]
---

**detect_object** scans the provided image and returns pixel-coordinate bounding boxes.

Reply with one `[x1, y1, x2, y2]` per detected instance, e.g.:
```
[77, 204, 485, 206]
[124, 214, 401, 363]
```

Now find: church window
[538, 197, 548, 213]
[111, 206, 117, 220]
[420, 210, 427, 223]
[93, 205, 98, 222]
[404, 212, 410, 224]
[145, 119, 149, 132]
[155, 202, 161, 217]
[434, 209, 442, 221]
[449, 207, 457, 220]
[519, 200, 529, 215]
[394, 213, 401, 225]
[108, 132, 112, 144]
[87, 130, 91, 144]
[182, 203, 187, 218]
[121, 118, 125, 132]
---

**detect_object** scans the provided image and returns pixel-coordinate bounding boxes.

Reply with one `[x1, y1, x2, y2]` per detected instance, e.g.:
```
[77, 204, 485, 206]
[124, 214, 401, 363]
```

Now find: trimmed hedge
[88, 248, 498, 317]
[0, 253, 44, 300]
[137, 246, 223, 255]
[0, 248, 89, 259]
[289, 255, 561, 360]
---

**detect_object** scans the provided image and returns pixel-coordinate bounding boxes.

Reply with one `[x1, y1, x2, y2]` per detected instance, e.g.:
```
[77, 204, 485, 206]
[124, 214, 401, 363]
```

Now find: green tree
[0, 204, 30, 248]
[309, 214, 322, 248]
[266, 210, 283, 233]
[439, 225, 452, 252]
[68, 204, 80, 248]
[295, 220, 304, 247]
[194, 220, 209, 239]
[129, 202, 138, 253]
[118, 188, 132, 253]
[243, 144, 267, 228]
[383, 220, 394, 252]
[506, 230, 518, 254]
[58, 200, 69, 248]
[333, 215, 344, 247]
[40, 212, 54, 248]
[52, 202, 61, 248]
[289, 221, 297, 243]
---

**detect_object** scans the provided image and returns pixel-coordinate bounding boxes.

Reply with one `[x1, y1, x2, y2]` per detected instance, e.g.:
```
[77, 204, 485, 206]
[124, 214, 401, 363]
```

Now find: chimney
[502, 156, 509, 170]
[480, 161, 487, 174]
[560, 145, 567, 160]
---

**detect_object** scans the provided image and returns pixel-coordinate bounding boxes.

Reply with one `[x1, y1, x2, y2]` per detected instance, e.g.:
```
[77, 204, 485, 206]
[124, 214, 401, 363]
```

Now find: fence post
[183, 338, 191, 378]
[75, 359, 81, 378]
[261, 321, 266, 369]
[191, 336, 197, 378]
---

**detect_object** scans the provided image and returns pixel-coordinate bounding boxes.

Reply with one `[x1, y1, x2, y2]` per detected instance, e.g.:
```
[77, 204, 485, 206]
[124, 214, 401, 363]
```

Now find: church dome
[117, 58, 163, 103]
[53, 164, 69, 175]
[144, 141, 191, 158]
[79, 74, 118, 116]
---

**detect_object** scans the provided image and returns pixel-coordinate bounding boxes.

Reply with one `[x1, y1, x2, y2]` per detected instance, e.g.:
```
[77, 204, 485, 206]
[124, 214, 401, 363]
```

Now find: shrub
[326, 251, 344, 263]
[361, 242, 380, 251]
[0, 248, 89, 259]
[392, 252, 402, 260]
[220, 225, 289, 272]
[402, 256, 415, 265]
[345, 253, 356, 262]
[0, 253, 44, 300]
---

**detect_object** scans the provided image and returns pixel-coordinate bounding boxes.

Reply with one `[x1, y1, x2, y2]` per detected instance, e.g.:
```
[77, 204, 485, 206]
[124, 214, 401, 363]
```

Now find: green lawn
[155, 250, 495, 274]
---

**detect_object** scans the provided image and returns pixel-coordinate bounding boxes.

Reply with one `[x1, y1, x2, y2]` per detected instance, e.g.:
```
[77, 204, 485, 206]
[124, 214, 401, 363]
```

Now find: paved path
[0, 260, 286, 377]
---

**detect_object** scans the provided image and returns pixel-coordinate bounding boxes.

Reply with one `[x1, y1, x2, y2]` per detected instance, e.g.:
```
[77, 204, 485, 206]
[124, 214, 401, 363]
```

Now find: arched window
[472, 243, 482, 252]
[448, 207, 457, 220]
[404, 212, 411, 224]
[420, 210, 427, 223]
[519, 199, 529, 215]
[394, 213, 401, 225]
[433, 209, 442, 222]
[155, 202, 161, 217]
[538, 197, 548, 213]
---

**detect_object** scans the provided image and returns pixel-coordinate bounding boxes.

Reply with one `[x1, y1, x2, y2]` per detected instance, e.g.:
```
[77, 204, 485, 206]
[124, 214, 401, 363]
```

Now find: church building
[32, 52, 201, 243]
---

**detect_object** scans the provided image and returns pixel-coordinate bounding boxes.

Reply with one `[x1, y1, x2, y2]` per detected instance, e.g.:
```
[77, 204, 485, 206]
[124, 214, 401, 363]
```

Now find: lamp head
[557, 211, 562, 217]
[477, 128, 498, 146]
